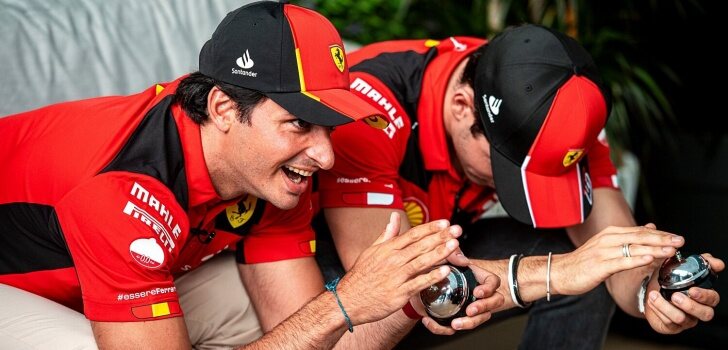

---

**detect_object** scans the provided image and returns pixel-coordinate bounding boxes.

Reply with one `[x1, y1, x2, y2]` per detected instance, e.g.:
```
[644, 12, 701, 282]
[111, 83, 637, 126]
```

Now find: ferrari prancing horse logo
[330, 45, 345, 73]
[562, 149, 584, 167]
[226, 194, 258, 228]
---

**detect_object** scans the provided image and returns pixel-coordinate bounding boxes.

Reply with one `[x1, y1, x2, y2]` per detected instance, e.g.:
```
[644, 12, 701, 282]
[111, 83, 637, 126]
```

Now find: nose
[307, 125, 335, 170]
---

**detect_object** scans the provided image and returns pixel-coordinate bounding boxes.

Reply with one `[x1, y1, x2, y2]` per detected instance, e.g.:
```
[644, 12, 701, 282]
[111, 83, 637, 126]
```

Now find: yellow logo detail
[151, 302, 170, 317]
[155, 84, 165, 95]
[330, 45, 345, 73]
[563, 149, 584, 167]
[362, 115, 389, 129]
[404, 200, 426, 227]
[226, 195, 258, 228]
[309, 240, 316, 253]
[424, 39, 440, 47]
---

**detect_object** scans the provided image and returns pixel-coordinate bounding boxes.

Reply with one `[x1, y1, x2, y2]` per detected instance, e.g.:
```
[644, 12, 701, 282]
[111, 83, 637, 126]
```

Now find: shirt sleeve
[588, 130, 619, 189]
[318, 71, 410, 210]
[235, 186, 317, 264]
[54, 172, 188, 322]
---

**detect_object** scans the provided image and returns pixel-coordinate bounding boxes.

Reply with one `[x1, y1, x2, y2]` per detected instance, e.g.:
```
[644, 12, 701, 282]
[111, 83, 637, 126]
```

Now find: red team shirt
[318, 37, 618, 227]
[0, 79, 316, 321]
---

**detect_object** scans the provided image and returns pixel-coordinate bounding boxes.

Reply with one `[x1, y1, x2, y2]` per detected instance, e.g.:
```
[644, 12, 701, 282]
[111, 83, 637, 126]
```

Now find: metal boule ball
[420, 266, 477, 326]
[658, 251, 717, 300]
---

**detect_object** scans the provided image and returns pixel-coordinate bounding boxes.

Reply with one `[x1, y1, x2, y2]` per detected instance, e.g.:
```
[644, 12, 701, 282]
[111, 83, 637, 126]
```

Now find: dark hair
[173, 72, 267, 124]
[460, 48, 486, 136]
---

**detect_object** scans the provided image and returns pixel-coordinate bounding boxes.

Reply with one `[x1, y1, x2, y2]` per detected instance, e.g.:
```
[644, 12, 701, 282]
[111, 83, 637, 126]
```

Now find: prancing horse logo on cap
[330, 45, 345, 73]
[563, 149, 584, 167]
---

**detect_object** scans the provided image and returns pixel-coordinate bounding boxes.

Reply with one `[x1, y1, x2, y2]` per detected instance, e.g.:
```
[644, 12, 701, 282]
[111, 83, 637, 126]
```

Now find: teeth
[284, 165, 313, 177]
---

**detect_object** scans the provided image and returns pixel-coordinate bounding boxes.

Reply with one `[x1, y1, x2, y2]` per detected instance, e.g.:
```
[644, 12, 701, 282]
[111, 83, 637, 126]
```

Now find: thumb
[373, 211, 401, 245]
[469, 264, 501, 297]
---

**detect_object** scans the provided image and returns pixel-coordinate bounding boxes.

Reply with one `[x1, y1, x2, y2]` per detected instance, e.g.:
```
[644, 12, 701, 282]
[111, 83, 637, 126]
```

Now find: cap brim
[491, 145, 592, 228]
[266, 89, 387, 129]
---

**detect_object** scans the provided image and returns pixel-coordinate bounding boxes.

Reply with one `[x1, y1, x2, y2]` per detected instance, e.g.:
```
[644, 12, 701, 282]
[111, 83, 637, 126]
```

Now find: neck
[200, 122, 239, 200]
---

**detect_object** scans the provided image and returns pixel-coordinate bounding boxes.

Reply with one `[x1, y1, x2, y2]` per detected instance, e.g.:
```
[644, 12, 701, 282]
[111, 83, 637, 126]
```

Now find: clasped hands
[334, 213, 503, 335]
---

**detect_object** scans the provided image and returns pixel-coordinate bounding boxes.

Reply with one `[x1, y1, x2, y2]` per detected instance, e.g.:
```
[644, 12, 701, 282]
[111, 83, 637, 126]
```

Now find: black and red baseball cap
[474, 25, 611, 228]
[199, 1, 386, 128]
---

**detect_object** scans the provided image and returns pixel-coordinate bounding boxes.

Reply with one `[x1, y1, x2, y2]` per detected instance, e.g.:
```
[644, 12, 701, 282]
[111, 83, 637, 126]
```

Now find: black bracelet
[508, 254, 532, 308]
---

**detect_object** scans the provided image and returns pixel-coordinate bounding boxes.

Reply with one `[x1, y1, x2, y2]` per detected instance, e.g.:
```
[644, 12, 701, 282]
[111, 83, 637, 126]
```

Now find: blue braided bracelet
[325, 277, 354, 333]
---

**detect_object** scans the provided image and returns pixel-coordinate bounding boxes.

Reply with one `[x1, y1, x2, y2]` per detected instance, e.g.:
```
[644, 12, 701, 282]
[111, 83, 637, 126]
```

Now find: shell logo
[363, 115, 389, 130]
[403, 197, 429, 227]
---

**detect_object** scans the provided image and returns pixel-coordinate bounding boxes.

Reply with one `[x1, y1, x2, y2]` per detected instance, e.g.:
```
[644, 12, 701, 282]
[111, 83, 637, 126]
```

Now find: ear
[450, 84, 476, 123]
[206, 86, 238, 132]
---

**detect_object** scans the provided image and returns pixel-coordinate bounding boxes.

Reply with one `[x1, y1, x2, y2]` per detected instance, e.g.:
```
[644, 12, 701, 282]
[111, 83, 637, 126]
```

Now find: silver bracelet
[546, 252, 552, 302]
[637, 273, 652, 314]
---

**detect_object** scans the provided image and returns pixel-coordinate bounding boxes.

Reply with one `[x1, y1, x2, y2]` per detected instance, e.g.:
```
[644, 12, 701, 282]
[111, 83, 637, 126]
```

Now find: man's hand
[645, 253, 723, 334]
[417, 264, 504, 335]
[552, 225, 685, 296]
[335, 213, 463, 325]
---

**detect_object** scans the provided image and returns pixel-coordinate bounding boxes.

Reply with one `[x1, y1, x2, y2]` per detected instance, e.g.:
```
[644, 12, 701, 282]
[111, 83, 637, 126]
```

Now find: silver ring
[622, 243, 632, 258]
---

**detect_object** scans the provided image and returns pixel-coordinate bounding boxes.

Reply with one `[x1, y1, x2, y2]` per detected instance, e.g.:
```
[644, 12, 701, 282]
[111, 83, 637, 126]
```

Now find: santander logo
[236, 49, 254, 69]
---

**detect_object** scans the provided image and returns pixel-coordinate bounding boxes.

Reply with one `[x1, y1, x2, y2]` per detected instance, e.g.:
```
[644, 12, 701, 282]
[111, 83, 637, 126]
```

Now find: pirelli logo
[123, 201, 176, 252]
[124, 182, 182, 252]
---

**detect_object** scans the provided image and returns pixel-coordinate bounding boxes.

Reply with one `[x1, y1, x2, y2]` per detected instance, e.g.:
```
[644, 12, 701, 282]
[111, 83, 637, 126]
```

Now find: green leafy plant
[297, 0, 694, 158]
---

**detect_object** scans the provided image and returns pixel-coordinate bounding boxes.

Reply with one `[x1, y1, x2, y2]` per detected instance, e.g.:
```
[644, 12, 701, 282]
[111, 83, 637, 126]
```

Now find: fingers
[450, 310, 494, 331]
[702, 253, 725, 273]
[445, 248, 470, 267]
[404, 234, 460, 275]
[617, 244, 677, 259]
[601, 254, 655, 275]
[399, 225, 461, 262]
[421, 317, 456, 335]
[391, 220, 452, 250]
[647, 291, 699, 328]
[402, 265, 452, 297]
[470, 266, 500, 298]
[671, 290, 716, 322]
[601, 230, 684, 249]
[466, 291, 504, 317]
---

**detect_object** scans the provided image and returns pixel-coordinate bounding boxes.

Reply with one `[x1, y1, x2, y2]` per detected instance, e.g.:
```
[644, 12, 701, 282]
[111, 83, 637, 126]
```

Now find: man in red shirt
[317, 25, 722, 348]
[0, 2, 501, 349]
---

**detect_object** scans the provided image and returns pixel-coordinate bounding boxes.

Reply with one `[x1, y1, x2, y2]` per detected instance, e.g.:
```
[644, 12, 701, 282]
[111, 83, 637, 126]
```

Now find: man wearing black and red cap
[317, 24, 723, 348]
[0, 2, 503, 349]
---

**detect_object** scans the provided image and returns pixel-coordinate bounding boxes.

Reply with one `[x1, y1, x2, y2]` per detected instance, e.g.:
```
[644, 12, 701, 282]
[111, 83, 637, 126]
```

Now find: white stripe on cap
[520, 156, 537, 227]
[576, 162, 584, 223]
[367, 193, 394, 205]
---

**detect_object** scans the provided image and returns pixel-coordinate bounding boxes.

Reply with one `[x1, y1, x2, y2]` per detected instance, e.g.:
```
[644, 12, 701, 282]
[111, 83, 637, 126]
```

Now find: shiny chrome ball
[420, 266, 477, 325]
[659, 251, 716, 300]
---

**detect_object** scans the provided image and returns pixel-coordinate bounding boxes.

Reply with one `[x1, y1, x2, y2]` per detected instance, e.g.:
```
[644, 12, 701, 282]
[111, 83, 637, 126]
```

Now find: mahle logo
[330, 45, 345, 73]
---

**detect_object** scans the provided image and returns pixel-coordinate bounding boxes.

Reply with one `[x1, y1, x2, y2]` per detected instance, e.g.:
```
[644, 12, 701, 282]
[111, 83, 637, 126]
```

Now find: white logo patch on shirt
[129, 238, 165, 269]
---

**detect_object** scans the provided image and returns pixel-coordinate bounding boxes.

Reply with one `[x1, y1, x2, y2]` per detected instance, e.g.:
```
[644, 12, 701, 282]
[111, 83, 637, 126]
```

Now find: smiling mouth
[282, 165, 314, 184]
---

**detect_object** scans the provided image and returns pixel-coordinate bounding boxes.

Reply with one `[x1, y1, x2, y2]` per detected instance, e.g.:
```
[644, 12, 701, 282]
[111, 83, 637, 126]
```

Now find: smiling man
[0, 2, 499, 349]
